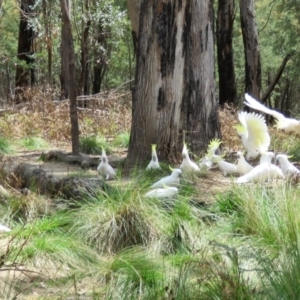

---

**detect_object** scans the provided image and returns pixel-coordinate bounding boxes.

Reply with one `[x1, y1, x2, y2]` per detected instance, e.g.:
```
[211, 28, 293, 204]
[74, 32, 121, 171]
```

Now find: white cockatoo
[180, 143, 200, 173]
[212, 154, 238, 176]
[236, 151, 253, 175]
[236, 111, 270, 160]
[259, 151, 274, 165]
[150, 168, 182, 189]
[276, 154, 300, 177]
[0, 224, 11, 232]
[97, 149, 116, 180]
[236, 152, 284, 183]
[146, 144, 161, 170]
[244, 93, 300, 134]
[198, 139, 222, 171]
[144, 186, 178, 199]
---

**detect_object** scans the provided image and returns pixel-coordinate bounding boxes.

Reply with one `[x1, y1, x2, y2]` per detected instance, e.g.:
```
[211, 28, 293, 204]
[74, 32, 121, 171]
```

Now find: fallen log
[7, 163, 114, 200]
[41, 150, 125, 169]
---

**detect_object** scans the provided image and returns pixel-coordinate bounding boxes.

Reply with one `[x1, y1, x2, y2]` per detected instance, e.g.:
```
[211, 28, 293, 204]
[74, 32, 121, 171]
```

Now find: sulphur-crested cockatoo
[212, 154, 238, 176]
[150, 168, 181, 189]
[144, 186, 178, 199]
[236, 152, 284, 183]
[198, 139, 222, 171]
[236, 111, 270, 160]
[244, 93, 300, 134]
[236, 151, 253, 175]
[276, 154, 300, 177]
[146, 144, 161, 170]
[0, 224, 11, 232]
[97, 149, 116, 180]
[180, 143, 200, 173]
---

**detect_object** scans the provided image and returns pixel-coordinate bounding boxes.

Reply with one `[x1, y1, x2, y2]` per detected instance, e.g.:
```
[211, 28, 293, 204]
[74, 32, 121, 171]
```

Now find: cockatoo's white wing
[217, 160, 238, 176]
[236, 151, 253, 175]
[144, 186, 178, 199]
[276, 154, 300, 177]
[244, 94, 300, 133]
[150, 169, 181, 189]
[238, 111, 270, 155]
[244, 93, 285, 122]
[0, 224, 11, 232]
[97, 150, 116, 180]
[236, 163, 284, 184]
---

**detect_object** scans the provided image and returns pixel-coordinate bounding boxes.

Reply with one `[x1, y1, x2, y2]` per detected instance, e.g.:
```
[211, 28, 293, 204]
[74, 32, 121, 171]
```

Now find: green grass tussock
[79, 134, 112, 154]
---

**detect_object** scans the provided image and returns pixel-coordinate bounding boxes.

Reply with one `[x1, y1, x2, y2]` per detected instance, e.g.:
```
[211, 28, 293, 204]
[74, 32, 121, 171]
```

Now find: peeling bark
[126, 0, 220, 167]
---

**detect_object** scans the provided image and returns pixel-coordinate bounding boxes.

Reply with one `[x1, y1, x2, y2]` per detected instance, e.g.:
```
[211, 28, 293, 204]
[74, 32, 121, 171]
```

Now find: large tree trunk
[60, 0, 80, 154]
[240, 0, 261, 99]
[216, 0, 237, 105]
[15, 0, 35, 104]
[126, 0, 220, 167]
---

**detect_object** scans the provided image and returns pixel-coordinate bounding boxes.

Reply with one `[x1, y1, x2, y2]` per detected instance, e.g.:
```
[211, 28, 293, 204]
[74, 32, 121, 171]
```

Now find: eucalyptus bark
[15, 0, 35, 103]
[60, 0, 80, 154]
[216, 0, 237, 105]
[126, 0, 140, 53]
[240, 0, 261, 99]
[126, 0, 220, 166]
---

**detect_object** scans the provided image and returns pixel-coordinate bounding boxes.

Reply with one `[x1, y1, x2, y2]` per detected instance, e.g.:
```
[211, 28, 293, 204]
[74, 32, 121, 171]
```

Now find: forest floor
[0, 89, 298, 299]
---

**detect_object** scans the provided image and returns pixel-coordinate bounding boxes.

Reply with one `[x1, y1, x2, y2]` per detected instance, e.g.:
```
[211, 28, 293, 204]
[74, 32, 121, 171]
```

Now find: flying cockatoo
[180, 143, 200, 173]
[97, 148, 116, 180]
[146, 144, 161, 170]
[244, 93, 300, 134]
[236, 151, 253, 175]
[236, 111, 270, 160]
[276, 154, 300, 177]
[150, 168, 182, 189]
[212, 154, 238, 176]
[0, 224, 11, 232]
[144, 186, 178, 199]
[236, 152, 284, 183]
[198, 139, 222, 171]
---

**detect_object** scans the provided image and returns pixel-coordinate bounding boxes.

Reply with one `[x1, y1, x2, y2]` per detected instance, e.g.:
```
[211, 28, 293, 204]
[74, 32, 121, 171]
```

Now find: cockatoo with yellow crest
[236, 151, 253, 175]
[236, 152, 284, 183]
[97, 148, 116, 180]
[276, 154, 300, 177]
[198, 138, 222, 171]
[180, 143, 200, 173]
[150, 167, 181, 189]
[146, 144, 161, 170]
[236, 111, 270, 160]
[244, 93, 300, 134]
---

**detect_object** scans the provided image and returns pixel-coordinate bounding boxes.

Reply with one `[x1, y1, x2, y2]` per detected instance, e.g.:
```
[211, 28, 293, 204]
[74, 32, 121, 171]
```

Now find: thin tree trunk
[261, 52, 295, 103]
[60, 0, 80, 155]
[126, 0, 220, 166]
[216, 0, 237, 105]
[240, 0, 261, 99]
[78, 0, 91, 98]
[15, 0, 35, 103]
[60, 0, 70, 99]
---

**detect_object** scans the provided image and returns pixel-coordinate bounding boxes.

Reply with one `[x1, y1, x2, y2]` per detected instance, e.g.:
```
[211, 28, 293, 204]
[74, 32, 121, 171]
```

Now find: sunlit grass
[79, 134, 112, 154]
[19, 136, 49, 150]
[113, 131, 130, 148]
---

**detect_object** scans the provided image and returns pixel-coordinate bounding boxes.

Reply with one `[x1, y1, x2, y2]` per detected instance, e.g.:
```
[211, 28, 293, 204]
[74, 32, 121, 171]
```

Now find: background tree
[15, 0, 36, 103]
[60, 0, 80, 154]
[126, 0, 220, 166]
[216, 0, 237, 105]
[240, 0, 261, 99]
